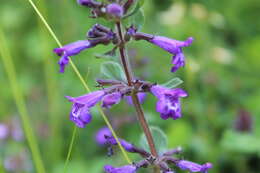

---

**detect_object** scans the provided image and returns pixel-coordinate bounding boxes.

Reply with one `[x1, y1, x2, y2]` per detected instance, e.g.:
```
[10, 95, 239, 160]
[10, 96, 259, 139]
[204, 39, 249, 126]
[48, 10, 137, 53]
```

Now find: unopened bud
[106, 3, 124, 18]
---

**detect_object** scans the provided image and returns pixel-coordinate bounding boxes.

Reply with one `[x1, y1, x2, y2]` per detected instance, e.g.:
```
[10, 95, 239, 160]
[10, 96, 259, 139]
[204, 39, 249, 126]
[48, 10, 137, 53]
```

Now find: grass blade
[0, 27, 46, 173]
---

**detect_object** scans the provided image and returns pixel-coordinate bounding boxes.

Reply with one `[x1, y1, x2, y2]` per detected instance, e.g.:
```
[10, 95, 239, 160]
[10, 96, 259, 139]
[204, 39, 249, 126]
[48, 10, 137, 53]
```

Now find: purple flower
[4, 151, 32, 172]
[95, 127, 112, 145]
[102, 92, 122, 108]
[106, 3, 124, 18]
[66, 90, 105, 128]
[104, 165, 137, 173]
[77, 0, 101, 8]
[0, 123, 9, 140]
[149, 36, 193, 72]
[77, 0, 91, 5]
[53, 40, 92, 73]
[151, 85, 188, 120]
[177, 160, 212, 173]
[105, 135, 135, 153]
[11, 118, 24, 141]
[125, 93, 147, 105]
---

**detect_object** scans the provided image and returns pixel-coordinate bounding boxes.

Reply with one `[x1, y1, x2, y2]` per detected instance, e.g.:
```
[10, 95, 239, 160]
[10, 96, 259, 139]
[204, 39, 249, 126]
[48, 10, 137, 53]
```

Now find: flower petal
[177, 160, 212, 173]
[125, 93, 147, 105]
[104, 165, 137, 173]
[66, 90, 105, 107]
[53, 40, 92, 73]
[102, 92, 122, 108]
[95, 127, 112, 145]
[70, 104, 92, 128]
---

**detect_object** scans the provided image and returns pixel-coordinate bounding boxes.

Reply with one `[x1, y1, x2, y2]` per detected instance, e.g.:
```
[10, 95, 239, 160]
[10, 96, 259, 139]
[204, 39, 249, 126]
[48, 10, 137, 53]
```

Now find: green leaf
[124, 9, 145, 30]
[161, 78, 183, 88]
[94, 47, 118, 59]
[139, 126, 168, 155]
[123, 0, 146, 19]
[100, 61, 126, 81]
[94, 53, 115, 60]
[133, 9, 145, 30]
[221, 130, 260, 154]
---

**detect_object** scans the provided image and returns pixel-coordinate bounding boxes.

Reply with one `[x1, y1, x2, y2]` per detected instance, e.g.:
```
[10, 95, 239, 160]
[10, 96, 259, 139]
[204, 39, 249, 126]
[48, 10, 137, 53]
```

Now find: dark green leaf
[139, 126, 168, 155]
[100, 61, 126, 81]
[221, 130, 260, 154]
[161, 78, 183, 88]
[123, 0, 146, 19]
[124, 9, 145, 30]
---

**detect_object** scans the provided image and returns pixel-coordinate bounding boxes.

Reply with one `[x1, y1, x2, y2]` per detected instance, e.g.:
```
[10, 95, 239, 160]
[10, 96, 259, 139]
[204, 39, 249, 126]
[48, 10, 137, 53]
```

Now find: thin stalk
[63, 126, 77, 173]
[116, 22, 158, 158]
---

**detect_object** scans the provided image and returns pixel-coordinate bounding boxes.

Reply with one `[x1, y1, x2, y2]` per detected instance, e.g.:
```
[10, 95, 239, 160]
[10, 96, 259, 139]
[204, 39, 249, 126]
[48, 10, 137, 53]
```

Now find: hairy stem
[116, 22, 158, 158]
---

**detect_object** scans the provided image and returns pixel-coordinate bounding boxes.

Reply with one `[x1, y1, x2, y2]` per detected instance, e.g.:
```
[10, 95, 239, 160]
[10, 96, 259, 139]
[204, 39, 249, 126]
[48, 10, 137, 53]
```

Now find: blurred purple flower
[105, 134, 135, 153]
[66, 90, 105, 128]
[149, 36, 193, 72]
[102, 92, 122, 108]
[53, 40, 92, 73]
[106, 3, 124, 18]
[4, 151, 32, 172]
[95, 127, 112, 145]
[177, 160, 212, 173]
[151, 85, 188, 120]
[125, 92, 146, 105]
[104, 165, 137, 173]
[234, 109, 253, 132]
[11, 117, 24, 141]
[0, 123, 9, 140]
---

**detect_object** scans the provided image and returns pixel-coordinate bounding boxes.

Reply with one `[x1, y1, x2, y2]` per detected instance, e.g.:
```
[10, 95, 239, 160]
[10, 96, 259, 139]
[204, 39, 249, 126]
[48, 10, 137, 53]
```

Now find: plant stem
[116, 22, 158, 158]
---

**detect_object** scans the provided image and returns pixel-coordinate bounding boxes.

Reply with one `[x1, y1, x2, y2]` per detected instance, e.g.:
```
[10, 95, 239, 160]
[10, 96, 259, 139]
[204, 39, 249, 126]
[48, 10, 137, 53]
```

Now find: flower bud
[106, 3, 124, 19]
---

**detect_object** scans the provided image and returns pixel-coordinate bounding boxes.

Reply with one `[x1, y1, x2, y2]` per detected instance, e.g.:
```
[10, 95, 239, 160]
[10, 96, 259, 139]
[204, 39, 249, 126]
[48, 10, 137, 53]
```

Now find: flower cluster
[65, 79, 187, 128]
[96, 127, 212, 173]
[52, 0, 212, 172]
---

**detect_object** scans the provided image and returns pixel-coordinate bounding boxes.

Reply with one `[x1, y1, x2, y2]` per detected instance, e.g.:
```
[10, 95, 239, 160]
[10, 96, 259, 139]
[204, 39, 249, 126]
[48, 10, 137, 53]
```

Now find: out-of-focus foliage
[0, 0, 260, 173]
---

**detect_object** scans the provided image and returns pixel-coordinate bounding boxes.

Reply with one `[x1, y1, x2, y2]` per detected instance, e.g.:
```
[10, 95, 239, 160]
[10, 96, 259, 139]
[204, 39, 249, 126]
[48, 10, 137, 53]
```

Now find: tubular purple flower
[70, 106, 92, 128]
[125, 92, 147, 105]
[171, 51, 185, 72]
[95, 127, 112, 145]
[66, 90, 105, 128]
[104, 165, 137, 173]
[102, 92, 122, 108]
[149, 36, 193, 72]
[106, 3, 124, 18]
[151, 85, 188, 120]
[150, 36, 193, 55]
[176, 160, 212, 173]
[53, 40, 92, 73]
[127, 27, 193, 72]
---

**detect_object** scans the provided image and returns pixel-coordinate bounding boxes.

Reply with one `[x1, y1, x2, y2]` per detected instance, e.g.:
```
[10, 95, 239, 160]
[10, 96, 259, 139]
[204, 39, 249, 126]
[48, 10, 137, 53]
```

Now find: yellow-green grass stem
[0, 27, 46, 173]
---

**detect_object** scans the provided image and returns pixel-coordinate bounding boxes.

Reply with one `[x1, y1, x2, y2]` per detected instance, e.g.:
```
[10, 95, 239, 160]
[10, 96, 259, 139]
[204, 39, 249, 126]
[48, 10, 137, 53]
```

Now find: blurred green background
[1, 0, 260, 172]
